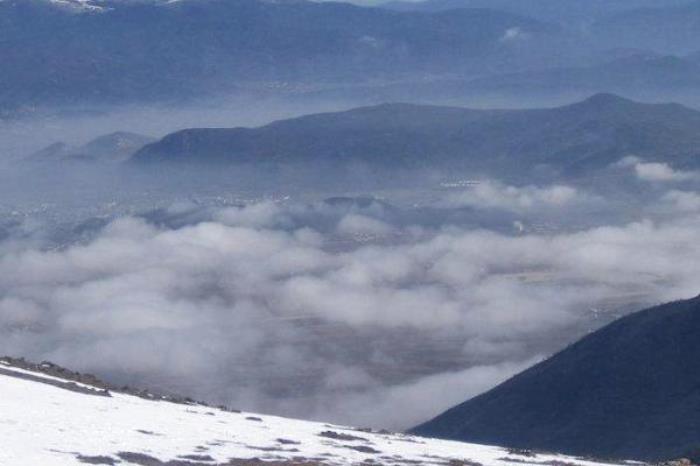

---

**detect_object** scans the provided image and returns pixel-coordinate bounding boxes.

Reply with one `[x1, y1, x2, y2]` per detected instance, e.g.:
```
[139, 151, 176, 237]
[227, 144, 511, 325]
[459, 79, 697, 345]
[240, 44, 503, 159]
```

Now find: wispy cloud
[618, 156, 698, 182]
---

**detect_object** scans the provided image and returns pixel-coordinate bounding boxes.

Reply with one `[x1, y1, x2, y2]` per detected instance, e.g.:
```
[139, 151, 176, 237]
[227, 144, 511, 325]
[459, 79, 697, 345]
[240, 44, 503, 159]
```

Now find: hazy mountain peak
[28, 142, 71, 160]
[576, 92, 637, 108]
[26, 131, 154, 164]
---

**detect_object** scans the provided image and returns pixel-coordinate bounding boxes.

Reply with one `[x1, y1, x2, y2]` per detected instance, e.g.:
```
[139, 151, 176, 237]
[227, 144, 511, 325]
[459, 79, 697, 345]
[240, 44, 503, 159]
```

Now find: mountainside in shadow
[412, 294, 700, 461]
[131, 94, 700, 179]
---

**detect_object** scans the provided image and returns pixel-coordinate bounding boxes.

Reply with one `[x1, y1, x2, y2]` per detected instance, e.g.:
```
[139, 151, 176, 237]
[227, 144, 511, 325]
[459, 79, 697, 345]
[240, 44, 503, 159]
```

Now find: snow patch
[0, 362, 639, 466]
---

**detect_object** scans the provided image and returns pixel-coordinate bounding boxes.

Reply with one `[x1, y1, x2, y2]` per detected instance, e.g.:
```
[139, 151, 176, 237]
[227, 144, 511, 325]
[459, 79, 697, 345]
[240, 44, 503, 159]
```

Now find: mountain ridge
[130, 94, 700, 179]
[27, 131, 155, 163]
[412, 294, 700, 461]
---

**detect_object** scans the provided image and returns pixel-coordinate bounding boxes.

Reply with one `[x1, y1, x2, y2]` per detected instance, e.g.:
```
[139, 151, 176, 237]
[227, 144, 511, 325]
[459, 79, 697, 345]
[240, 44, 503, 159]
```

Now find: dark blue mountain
[130, 94, 700, 179]
[412, 294, 700, 461]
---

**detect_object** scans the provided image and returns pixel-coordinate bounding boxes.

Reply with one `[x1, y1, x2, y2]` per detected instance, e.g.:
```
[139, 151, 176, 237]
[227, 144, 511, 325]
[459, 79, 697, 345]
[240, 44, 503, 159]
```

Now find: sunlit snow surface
[0, 361, 638, 466]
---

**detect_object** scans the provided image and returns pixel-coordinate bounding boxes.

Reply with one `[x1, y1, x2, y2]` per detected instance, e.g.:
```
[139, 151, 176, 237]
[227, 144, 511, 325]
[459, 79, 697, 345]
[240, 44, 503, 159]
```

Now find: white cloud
[314, 359, 539, 430]
[661, 190, 700, 212]
[1, 198, 700, 430]
[442, 180, 583, 212]
[500, 27, 528, 42]
[635, 162, 695, 182]
[336, 213, 393, 237]
[617, 156, 697, 182]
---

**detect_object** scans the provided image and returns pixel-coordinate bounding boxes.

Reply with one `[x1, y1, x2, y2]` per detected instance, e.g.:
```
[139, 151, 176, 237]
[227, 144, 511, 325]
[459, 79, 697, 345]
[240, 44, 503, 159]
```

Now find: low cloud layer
[1, 183, 699, 429]
[618, 156, 698, 183]
[441, 180, 585, 212]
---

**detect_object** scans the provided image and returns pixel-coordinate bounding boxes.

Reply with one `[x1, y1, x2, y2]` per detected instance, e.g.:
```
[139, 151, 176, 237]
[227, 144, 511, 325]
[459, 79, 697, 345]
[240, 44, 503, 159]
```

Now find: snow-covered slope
[0, 358, 639, 466]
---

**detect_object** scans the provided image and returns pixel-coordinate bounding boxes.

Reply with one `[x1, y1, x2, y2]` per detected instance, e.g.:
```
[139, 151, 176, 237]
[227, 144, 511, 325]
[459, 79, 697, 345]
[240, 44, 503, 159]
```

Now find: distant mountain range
[28, 132, 154, 163]
[463, 54, 700, 96]
[131, 94, 700, 180]
[5, 0, 700, 115]
[379, 0, 693, 22]
[383, 1, 700, 56]
[412, 294, 700, 461]
[0, 0, 556, 111]
[591, 1, 700, 55]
